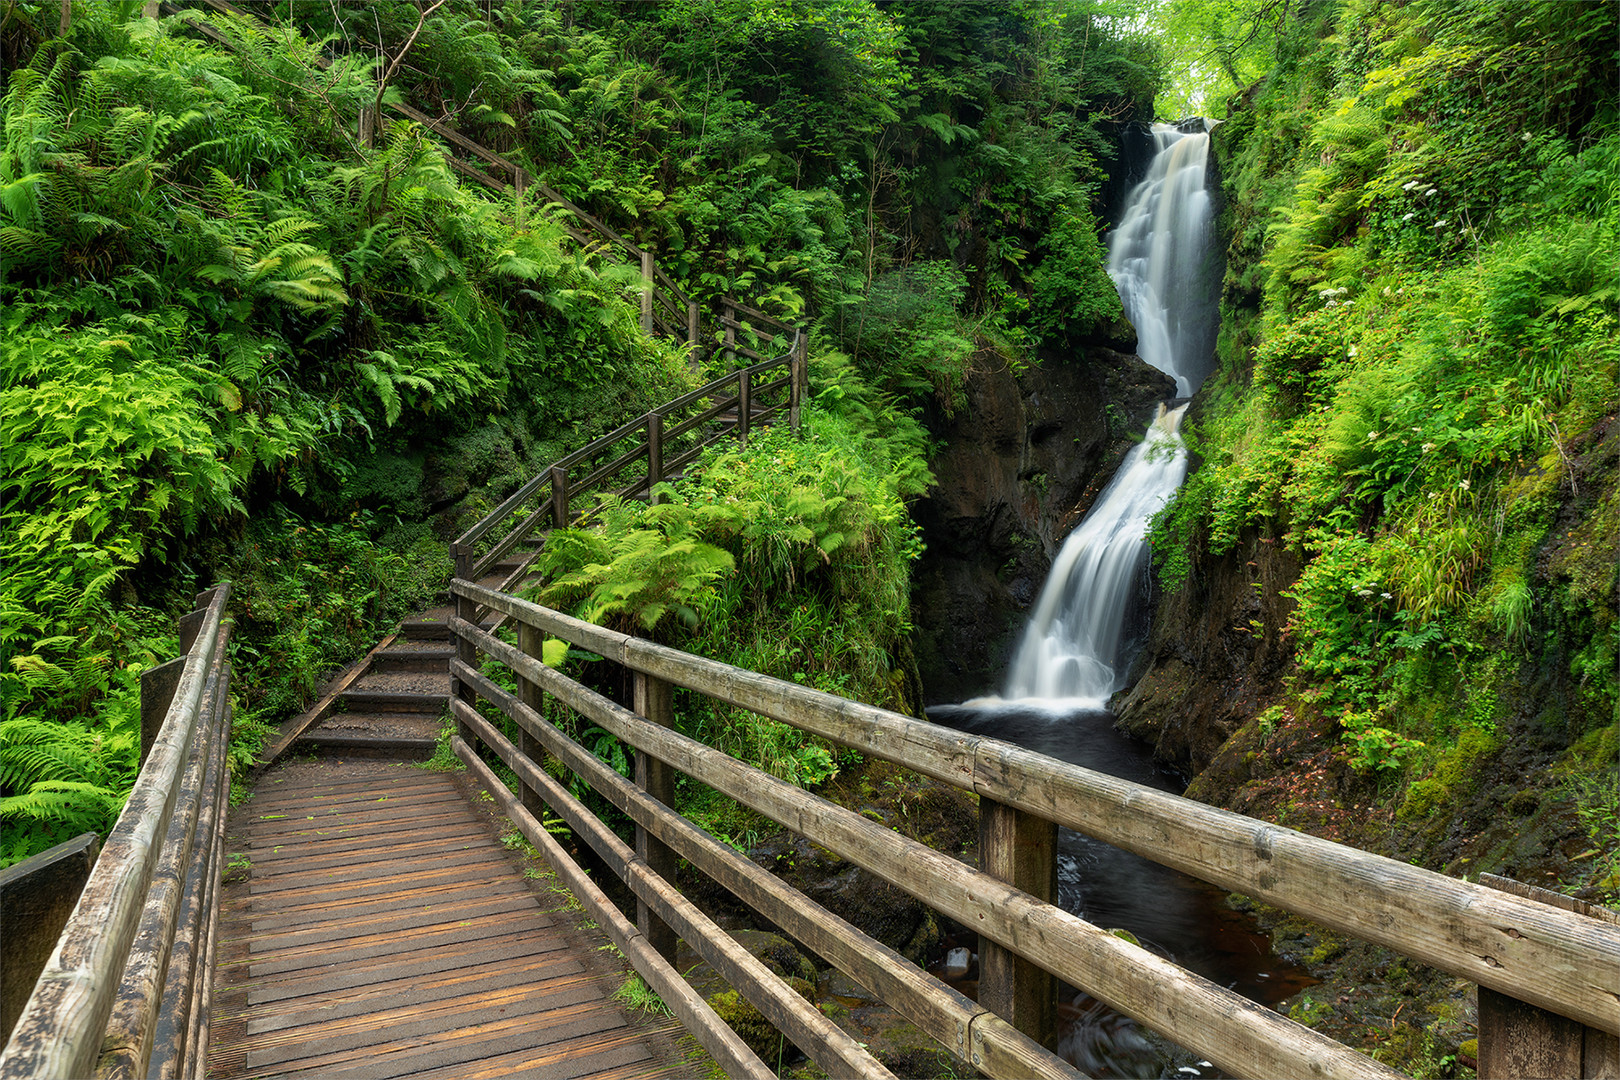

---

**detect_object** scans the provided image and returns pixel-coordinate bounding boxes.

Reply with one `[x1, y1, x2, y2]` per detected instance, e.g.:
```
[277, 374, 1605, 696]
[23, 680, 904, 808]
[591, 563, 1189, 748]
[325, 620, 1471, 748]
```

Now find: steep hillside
[1115, 2, 1617, 1065]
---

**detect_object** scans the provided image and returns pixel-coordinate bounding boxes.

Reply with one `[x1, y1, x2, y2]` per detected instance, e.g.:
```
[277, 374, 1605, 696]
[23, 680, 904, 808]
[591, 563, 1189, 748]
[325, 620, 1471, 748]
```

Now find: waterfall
[1107, 124, 1215, 397]
[999, 123, 1215, 707]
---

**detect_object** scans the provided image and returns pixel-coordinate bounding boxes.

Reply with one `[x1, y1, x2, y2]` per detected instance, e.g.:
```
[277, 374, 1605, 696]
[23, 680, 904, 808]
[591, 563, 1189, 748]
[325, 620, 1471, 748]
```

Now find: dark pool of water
[924, 702, 1316, 1079]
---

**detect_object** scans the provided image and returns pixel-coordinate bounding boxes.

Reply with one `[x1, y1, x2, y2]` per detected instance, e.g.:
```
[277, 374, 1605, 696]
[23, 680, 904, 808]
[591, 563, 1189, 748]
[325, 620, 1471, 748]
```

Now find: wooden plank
[241, 830, 490, 873]
[240, 908, 549, 980]
[245, 852, 515, 898]
[450, 739, 773, 1080]
[243, 955, 588, 1036]
[240, 930, 573, 1007]
[450, 643, 1401, 1080]
[450, 579, 1620, 1037]
[410, 1030, 658, 1080]
[455, 660, 1078, 1080]
[245, 894, 539, 953]
[239, 878, 525, 931]
[455, 700, 896, 1080]
[254, 633, 397, 770]
[243, 985, 612, 1071]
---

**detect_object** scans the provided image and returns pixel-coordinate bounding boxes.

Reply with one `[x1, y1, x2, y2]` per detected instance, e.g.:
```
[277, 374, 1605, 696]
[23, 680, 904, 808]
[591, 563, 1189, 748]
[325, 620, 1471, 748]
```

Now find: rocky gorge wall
[909, 338, 1175, 705]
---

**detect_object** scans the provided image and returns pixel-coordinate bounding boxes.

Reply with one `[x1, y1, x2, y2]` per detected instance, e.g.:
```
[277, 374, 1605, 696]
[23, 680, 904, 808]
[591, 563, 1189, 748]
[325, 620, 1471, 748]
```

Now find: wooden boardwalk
[209, 760, 693, 1080]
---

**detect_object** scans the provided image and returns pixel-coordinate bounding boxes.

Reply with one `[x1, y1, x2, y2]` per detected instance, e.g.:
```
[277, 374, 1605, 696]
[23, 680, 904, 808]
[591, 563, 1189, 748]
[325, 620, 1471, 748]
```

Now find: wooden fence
[0, 586, 235, 1080]
[445, 578, 1620, 1080]
[449, 334, 805, 605]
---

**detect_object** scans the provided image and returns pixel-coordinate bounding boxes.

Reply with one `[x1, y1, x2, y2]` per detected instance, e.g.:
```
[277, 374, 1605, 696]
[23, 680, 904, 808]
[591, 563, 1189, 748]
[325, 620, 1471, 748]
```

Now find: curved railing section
[450, 329, 805, 596]
[443, 578, 1620, 1080]
[0, 585, 235, 1080]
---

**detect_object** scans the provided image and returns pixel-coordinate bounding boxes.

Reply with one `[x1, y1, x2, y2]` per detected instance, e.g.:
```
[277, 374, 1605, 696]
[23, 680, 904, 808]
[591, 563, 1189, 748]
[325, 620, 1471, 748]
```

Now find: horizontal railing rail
[0, 585, 235, 1080]
[447, 579, 1620, 1079]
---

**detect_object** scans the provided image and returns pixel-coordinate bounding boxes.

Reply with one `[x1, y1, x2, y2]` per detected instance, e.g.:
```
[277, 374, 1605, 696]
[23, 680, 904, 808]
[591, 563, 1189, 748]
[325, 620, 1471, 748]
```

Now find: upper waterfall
[1107, 124, 1216, 397]
[994, 120, 1219, 707]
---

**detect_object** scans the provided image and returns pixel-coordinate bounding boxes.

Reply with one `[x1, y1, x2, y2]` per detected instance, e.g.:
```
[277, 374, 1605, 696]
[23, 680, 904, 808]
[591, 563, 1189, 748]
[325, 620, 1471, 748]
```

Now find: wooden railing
[444, 578, 1620, 1080]
[449, 334, 805, 599]
[0, 585, 235, 1080]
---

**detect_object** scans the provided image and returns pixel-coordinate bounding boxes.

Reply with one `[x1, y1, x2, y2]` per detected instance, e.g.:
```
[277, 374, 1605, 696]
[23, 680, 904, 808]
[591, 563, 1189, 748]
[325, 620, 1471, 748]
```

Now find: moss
[1561, 723, 1619, 773]
[1308, 939, 1346, 965]
[706, 977, 815, 1064]
[1398, 725, 1504, 822]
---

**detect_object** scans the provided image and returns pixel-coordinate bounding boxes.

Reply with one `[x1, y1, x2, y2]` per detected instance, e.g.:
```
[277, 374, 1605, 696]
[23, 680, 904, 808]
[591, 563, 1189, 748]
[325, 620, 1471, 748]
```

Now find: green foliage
[834, 261, 975, 412]
[537, 354, 928, 786]
[1151, 0, 1619, 805]
[541, 496, 738, 634]
[1028, 205, 1123, 345]
[1338, 710, 1424, 775]
[231, 512, 440, 717]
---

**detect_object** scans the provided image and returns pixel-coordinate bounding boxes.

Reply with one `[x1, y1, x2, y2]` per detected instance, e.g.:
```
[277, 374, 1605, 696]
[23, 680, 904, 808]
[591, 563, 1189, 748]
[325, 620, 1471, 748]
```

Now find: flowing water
[999, 403, 1189, 707]
[929, 123, 1315, 1077]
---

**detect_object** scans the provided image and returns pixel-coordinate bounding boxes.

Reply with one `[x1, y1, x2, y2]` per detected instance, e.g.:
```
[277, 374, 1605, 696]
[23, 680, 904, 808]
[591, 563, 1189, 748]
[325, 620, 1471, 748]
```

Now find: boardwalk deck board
[210, 760, 692, 1080]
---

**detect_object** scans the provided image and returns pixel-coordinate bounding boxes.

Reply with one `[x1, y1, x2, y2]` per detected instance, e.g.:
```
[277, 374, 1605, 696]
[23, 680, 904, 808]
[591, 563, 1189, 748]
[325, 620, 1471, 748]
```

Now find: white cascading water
[1107, 124, 1214, 397]
[1000, 123, 1215, 706]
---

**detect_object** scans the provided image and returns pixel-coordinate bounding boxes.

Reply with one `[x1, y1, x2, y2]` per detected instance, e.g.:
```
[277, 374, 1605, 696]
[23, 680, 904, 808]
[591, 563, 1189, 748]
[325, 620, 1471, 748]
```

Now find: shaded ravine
[927, 123, 1315, 1077]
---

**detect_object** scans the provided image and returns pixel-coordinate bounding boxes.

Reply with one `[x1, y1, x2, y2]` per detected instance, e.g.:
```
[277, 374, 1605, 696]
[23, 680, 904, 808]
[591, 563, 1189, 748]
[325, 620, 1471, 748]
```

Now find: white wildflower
[1434, 219, 1449, 227]
[1422, 442, 1436, 452]
[1402, 212, 1415, 221]
[1381, 592, 1393, 600]
[1425, 187, 1437, 197]
[1459, 479, 1470, 490]
[1402, 180, 1420, 191]
[1348, 344, 1358, 357]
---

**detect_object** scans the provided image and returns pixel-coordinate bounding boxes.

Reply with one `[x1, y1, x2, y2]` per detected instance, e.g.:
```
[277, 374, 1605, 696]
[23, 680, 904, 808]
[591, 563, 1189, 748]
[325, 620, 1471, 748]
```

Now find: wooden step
[339, 690, 448, 714]
[371, 647, 455, 673]
[289, 730, 439, 760]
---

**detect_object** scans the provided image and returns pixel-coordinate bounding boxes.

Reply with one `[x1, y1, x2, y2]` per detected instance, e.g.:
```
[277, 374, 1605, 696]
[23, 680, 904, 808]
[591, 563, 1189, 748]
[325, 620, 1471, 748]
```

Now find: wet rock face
[911, 346, 1176, 705]
[1111, 529, 1302, 776]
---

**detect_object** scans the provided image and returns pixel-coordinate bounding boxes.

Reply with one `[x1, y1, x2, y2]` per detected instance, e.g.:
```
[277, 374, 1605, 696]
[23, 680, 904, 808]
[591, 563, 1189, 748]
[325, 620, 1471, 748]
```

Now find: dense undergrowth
[1148, 0, 1618, 904]
[2, 0, 1159, 866]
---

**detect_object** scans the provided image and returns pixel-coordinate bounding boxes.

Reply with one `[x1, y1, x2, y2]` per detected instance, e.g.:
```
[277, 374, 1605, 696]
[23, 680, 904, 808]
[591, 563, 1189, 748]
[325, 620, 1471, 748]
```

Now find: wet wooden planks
[210, 761, 686, 1079]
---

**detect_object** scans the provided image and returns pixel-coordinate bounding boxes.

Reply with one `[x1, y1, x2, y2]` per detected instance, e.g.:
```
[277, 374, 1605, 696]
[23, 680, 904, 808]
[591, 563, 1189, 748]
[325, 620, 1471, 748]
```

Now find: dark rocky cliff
[910, 342, 1175, 704]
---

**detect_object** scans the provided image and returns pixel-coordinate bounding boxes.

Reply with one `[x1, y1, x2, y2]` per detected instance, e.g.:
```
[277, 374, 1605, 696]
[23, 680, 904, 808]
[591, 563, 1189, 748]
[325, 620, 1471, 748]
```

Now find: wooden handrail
[450, 581, 1620, 1057]
[445, 601, 1412, 1079]
[451, 346, 801, 583]
[1, 586, 235, 1080]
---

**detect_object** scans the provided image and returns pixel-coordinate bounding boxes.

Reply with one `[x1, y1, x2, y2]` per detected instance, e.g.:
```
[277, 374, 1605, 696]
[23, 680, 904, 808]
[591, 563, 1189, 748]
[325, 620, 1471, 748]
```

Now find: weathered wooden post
[723, 303, 736, 369]
[451, 545, 478, 748]
[978, 798, 1058, 1049]
[633, 672, 679, 966]
[737, 370, 752, 445]
[789, 330, 807, 436]
[687, 300, 701, 367]
[646, 411, 663, 505]
[640, 249, 655, 336]
[515, 623, 548, 825]
[550, 466, 570, 529]
[1476, 874, 1620, 1079]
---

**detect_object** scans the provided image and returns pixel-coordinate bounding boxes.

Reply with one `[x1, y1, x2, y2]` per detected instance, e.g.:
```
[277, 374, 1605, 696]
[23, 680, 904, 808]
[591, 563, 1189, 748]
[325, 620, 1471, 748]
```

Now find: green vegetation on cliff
[1148, 0, 1618, 904]
[0, 0, 1162, 864]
